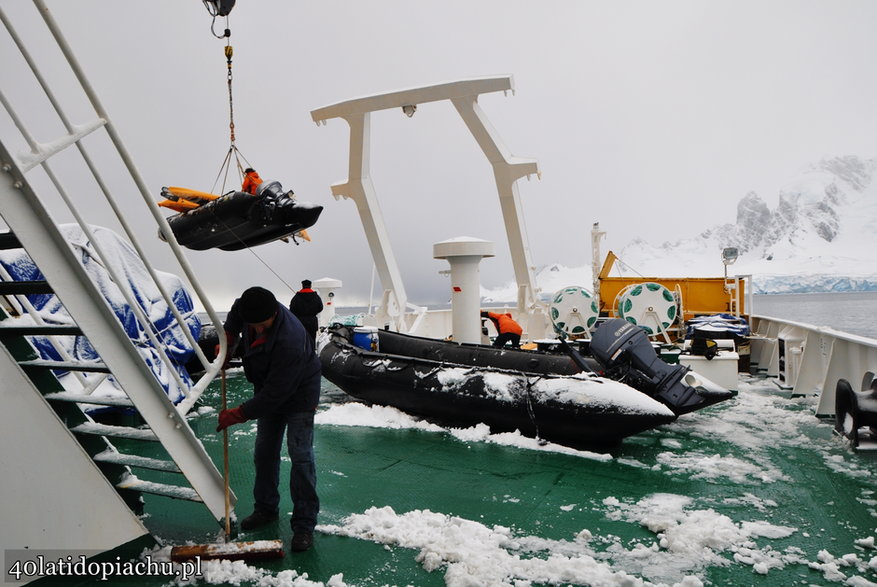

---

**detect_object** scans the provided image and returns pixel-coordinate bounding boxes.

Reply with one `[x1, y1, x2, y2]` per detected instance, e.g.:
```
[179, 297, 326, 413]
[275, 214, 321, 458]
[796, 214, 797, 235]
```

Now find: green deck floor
[95, 373, 877, 586]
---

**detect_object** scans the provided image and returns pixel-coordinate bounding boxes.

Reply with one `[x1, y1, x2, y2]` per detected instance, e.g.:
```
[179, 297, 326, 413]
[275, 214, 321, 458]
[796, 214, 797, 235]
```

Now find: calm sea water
[751, 291, 877, 338]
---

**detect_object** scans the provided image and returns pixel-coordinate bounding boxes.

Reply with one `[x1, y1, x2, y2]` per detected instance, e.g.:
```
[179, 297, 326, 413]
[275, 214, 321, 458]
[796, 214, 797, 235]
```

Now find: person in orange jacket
[481, 310, 523, 348]
[242, 167, 263, 195]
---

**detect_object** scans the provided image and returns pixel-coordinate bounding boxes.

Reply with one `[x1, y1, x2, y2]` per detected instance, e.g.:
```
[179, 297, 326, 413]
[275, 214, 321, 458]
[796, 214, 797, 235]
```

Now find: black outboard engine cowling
[590, 319, 733, 415]
[256, 180, 287, 199]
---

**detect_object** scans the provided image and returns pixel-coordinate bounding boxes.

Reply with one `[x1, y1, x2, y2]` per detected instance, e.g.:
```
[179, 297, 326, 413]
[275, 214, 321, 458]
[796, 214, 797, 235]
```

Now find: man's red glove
[216, 406, 247, 431]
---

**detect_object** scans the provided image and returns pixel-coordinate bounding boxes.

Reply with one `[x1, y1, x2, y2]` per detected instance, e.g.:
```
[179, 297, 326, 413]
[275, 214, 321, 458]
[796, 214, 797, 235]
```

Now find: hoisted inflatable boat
[157, 181, 323, 251]
[319, 319, 734, 448]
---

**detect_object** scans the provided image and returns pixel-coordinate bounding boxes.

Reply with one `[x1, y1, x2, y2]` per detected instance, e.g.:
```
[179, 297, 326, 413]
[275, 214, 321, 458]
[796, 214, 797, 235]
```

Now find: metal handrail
[0, 2, 225, 413]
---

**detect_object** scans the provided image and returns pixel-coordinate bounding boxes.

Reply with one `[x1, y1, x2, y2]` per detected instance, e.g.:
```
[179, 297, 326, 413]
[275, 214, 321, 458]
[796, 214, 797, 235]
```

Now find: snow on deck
[143, 375, 877, 586]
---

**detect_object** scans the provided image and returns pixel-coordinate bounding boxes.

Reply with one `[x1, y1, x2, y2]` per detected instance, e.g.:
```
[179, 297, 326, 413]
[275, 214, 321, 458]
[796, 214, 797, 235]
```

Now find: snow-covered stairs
[0, 0, 234, 558]
[0, 227, 229, 522]
[0, 260, 224, 507]
[0, 270, 220, 510]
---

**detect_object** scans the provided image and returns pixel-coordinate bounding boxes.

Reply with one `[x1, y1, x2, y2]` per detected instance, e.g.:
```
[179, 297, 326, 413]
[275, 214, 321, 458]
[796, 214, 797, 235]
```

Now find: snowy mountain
[484, 155, 877, 300]
[619, 155, 877, 293]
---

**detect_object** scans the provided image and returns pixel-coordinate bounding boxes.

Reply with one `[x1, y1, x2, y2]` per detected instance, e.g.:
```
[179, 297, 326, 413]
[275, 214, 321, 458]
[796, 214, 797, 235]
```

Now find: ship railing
[0, 1, 224, 413]
[404, 302, 430, 335]
[748, 314, 877, 417]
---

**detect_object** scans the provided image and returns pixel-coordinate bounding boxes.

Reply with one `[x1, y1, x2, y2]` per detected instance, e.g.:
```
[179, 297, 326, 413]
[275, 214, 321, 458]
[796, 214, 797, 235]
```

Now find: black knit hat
[301, 279, 312, 288]
[238, 286, 277, 323]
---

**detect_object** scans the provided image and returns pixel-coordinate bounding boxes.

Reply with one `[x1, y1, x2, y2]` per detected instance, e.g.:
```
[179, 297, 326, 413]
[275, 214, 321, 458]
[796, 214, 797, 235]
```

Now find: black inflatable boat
[319, 320, 733, 448]
[159, 181, 323, 251]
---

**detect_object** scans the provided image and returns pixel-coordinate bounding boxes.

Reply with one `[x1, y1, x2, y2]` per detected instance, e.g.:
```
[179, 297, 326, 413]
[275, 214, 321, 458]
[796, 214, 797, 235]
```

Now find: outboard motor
[251, 181, 295, 225]
[255, 180, 287, 199]
[590, 319, 733, 415]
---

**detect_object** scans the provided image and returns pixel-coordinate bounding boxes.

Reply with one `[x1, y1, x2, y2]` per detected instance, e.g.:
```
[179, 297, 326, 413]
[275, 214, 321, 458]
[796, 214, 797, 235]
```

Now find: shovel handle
[222, 369, 231, 538]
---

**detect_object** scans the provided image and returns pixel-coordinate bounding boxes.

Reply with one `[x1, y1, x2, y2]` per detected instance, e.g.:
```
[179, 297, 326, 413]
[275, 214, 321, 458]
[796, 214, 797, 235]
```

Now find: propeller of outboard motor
[589, 318, 734, 415]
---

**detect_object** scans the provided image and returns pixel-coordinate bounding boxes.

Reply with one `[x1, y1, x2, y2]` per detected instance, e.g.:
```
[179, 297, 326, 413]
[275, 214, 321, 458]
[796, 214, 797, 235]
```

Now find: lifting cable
[204, 8, 252, 195]
[232, 241, 297, 295]
[213, 26, 296, 295]
[201, 2, 296, 295]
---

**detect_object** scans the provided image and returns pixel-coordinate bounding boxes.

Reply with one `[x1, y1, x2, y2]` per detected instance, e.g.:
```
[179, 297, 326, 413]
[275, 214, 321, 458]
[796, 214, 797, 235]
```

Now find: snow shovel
[170, 369, 285, 562]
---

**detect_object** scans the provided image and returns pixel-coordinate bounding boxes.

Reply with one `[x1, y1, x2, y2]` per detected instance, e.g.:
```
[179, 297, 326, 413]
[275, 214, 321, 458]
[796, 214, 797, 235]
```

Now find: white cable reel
[617, 282, 678, 335]
[549, 286, 599, 338]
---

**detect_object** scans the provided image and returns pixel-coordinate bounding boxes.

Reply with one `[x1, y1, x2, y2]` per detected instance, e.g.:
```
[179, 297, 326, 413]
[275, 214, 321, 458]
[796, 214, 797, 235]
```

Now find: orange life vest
[242, 170, 263, 195]
[487, 312, 523, 336]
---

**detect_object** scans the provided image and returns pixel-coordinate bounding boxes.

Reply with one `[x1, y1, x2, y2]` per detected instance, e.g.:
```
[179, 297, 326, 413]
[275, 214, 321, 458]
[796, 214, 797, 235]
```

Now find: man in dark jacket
[216, 286, 321, 552]
[289, 280, 323, 343]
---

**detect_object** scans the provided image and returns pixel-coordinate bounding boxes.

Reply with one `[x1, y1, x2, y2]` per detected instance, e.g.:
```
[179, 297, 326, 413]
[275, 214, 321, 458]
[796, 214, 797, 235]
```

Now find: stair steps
[44, 392, 134, 408]
[93, 449, 182, 473]
[1, 20, 231, 525]
[20, 359, 110, 373]
[0, 290, 226, 519]
[0, 324, 83, 337]
[71, 422, 159, 442]
[0, 233, 22, 250]
[0, 280, 54, 295]
[116, 476, 202, 503]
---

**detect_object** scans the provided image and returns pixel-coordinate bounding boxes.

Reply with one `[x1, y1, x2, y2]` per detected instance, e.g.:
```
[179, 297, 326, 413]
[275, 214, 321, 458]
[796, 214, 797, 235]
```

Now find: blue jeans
[252, 411, 319, 533]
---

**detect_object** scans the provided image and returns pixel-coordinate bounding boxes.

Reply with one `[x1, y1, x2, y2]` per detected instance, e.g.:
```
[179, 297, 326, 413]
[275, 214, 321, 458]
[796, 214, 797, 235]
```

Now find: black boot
[290, 531, 313, 552]
[240, 510, 279, 531]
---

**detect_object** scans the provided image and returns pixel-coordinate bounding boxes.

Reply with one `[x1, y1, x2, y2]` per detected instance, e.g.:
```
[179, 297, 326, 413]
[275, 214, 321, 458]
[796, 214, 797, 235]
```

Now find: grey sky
[2, 1, 876, 310]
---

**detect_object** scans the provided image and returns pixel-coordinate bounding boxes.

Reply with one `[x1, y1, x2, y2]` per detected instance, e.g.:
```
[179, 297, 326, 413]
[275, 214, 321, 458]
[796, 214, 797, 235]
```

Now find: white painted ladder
[0, 1, 231, 525]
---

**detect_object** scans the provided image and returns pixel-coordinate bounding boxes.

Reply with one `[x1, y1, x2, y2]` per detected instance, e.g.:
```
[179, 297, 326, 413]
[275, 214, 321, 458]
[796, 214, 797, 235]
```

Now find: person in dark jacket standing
[289, 280, 323, 343]
[216, 286, 321, 552]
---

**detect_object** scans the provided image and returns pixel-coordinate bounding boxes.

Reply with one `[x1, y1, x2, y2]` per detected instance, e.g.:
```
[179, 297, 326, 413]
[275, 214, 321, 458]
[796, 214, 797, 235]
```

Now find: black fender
[835, 378, 859, 447]
[835, 374, 877, 448]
